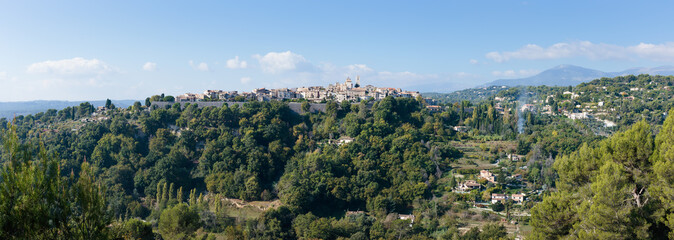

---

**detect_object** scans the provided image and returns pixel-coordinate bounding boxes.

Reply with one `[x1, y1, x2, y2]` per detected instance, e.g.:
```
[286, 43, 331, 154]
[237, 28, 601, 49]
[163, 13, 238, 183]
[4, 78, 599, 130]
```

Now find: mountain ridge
[482, 64, 674, 87]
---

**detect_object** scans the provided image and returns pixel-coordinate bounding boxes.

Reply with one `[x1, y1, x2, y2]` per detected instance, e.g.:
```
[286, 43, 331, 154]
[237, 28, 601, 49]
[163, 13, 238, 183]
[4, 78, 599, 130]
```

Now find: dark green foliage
[531, 111, 674, 239]
[0, 93, 568, 238]
[491, 202, 505, 212]
[0, 124, 111, 239]
[116, 218, 154, 240]
[158, 203, 200, 239]
[479, 223, 508, 240]
[425, 86, 512, 104]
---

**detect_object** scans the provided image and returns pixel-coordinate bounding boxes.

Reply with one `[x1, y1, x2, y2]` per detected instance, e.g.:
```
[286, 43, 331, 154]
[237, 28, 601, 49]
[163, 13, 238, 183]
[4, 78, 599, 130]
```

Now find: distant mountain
[614, 65, 674, 76]
[484, 65, 609, 87]
[0, 100, 138, 119]
[482, 64, 674, 87]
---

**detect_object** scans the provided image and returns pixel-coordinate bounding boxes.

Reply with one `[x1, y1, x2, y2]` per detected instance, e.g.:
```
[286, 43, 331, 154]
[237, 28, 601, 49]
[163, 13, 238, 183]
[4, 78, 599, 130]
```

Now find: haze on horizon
[1, 1, 674, 101]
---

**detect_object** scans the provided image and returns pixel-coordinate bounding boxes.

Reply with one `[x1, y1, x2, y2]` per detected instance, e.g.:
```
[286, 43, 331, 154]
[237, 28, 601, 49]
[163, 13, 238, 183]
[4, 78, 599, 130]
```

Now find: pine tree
[575, 160, 645, 239]
[651, 109, 674, 237]
[530, 192, 578, 239]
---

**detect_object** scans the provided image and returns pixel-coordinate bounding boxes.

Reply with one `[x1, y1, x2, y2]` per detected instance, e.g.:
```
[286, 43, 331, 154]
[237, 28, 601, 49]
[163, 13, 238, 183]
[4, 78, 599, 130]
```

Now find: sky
[1, 1, 674, 101]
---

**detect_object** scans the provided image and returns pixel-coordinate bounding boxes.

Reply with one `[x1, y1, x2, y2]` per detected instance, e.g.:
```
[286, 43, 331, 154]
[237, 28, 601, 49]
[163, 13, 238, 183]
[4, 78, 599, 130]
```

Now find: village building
[176, 93, 205, 102]
[271, 88, 297, 100]
[479, 170, 496, 183]
[296, 86, 326, 102]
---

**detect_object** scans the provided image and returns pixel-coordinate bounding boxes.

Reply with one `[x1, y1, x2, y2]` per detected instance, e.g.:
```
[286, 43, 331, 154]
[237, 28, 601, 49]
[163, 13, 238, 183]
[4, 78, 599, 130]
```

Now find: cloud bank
[486, 41, 674, 62]
[247, 51, 469, 92]
[27, 57, 117, 75]
[253, 51, 309, 73]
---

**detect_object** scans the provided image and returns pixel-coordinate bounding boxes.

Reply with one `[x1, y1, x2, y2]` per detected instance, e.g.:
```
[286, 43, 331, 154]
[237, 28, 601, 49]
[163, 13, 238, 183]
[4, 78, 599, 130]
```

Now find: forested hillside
[423, 86, 511, 104]
[1, 75, 673, 239]
[0, 97, 506, 239]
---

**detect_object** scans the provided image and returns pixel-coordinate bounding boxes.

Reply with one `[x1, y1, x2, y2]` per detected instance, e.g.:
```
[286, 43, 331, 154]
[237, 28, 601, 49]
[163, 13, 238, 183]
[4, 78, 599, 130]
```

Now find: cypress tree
[177, 187, 183, 203]
[169, 183, 175, 202]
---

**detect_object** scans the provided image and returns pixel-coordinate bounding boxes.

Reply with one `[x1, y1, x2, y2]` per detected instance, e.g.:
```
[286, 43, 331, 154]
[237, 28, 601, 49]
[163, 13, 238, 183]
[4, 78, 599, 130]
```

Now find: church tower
[355, 75, 361, 88]
[345, 77, 353, 89]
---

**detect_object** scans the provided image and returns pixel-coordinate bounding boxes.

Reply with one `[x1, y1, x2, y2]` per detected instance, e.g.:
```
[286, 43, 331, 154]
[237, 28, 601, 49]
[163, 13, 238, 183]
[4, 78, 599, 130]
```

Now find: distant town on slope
[174, 76, 421, 103]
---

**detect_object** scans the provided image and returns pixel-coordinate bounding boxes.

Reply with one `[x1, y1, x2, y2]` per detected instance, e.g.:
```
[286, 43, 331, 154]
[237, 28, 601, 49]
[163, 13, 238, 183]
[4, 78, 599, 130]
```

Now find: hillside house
[520, 104, 535, 112]
[458, 180, 482, 192]
[479, 170, 496, 183]
[453, 126, 470, 133]
[511, 194, 525, 203]
[426, 105, 443, 112]
[491, 193, 508, 204]
[337, 136, 354, 146]
[398, 214, 415, 223]
[346, 211, 365, 216]
[510, 174, 523, 181]
[507, 153, 523, 162]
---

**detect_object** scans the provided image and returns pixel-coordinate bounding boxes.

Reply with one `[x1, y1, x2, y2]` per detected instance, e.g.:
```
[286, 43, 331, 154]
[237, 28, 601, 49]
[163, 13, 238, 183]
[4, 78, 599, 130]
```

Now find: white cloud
[469, 59, 479, 64]
[253, 51, 308, 73]
[226, 56, 248, 69]
[492, 69, 540, 78]
[143, 62, 157, 71]
[346, 64, 374, 73]
[22, 58, 117, 92]
[344, 64, 375, 78]
[240, 77, 252, 84]
[189, 60, 210, 71]
[27, 57, 117, 75]
[628, 42, 674, 61]
[486, 41, 674, 62]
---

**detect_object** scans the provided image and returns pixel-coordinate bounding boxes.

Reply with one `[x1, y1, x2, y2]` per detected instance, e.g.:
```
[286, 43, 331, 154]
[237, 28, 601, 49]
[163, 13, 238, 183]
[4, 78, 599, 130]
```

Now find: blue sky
[1, 1, 674, 101]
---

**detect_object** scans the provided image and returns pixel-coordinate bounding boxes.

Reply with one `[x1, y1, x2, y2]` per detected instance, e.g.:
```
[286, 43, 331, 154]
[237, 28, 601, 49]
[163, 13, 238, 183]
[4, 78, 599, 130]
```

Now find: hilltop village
[174, 77, 421, 103]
